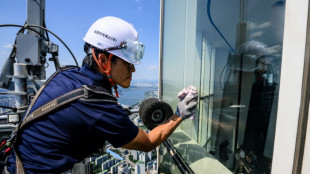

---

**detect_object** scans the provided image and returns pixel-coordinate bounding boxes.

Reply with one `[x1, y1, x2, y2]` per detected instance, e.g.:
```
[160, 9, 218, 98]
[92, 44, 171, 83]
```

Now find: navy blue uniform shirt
[7, 65, 139, 173]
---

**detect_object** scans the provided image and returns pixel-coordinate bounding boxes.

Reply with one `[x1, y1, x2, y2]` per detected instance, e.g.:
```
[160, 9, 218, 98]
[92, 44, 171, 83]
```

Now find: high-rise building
[118, 162, 130, 174]
[110, 163, 119, 174]
[146, 161, 153, 171]
[135, 161, 145, 174]
[146, 151, 152, 161]
[131, 150, 139, 161]
[100, 170, 108, 174]
[95, 155, 108, 166]
[139, 153, 145, 162]
[102, 161, 109, 171]
[152, 161, 157, 171]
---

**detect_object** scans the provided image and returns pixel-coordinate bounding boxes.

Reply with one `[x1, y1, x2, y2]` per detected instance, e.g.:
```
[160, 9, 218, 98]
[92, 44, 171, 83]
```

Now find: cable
[207, 0, 235, 53]
[42, 9, 50, 41]
[0, 24, 79, 67]
[0, 24, 47, 40]
[26, 24, 79, 66]
[42, 61, 49, 70]
[0, 106, 16, 110]
[0, 106, 17, 113]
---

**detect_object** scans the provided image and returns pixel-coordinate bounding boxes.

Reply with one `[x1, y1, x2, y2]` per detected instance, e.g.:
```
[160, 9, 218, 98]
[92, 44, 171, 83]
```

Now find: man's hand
[175, 93, 198, 120]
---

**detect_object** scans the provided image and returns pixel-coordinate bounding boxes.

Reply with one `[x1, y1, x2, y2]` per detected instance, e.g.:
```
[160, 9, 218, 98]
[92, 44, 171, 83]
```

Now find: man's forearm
[147, 114, 183, 148]
[121, 114, 183, 152]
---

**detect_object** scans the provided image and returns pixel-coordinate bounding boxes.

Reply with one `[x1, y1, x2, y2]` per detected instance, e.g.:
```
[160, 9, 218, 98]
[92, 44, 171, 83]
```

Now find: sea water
[118, 87, 151, 106]
[117, 82, 158, 107]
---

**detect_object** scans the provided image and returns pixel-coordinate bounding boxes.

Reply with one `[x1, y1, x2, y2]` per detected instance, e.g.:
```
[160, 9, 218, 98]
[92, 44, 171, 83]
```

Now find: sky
[0, 0, 160, 82]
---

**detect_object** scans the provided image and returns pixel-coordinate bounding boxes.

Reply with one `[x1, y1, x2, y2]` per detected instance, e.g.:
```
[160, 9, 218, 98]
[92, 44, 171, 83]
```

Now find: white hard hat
[83, 16, 144, 64]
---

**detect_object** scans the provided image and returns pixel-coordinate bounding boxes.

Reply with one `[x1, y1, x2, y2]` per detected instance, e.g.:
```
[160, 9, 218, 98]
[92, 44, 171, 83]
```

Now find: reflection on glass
[160, 0, 285, 174]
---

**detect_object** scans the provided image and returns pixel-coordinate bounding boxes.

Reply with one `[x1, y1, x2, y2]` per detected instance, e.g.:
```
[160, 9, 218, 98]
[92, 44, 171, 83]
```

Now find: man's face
[110, 57, 135, 88]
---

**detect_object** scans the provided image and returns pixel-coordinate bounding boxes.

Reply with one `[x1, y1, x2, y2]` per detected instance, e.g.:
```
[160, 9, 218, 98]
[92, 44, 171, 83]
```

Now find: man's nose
[129, 64, 135, 72]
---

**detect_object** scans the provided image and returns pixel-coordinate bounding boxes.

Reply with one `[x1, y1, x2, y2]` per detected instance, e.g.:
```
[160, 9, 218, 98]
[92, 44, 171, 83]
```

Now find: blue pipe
[207, 0, 235, 53]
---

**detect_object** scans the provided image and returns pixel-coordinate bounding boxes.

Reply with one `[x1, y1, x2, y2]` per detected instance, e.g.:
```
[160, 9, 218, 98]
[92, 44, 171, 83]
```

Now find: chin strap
[92, 48, 119, 97]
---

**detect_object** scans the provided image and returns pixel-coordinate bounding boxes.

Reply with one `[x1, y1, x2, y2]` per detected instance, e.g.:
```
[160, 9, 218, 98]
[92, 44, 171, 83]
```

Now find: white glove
[175, 92, 198, 120]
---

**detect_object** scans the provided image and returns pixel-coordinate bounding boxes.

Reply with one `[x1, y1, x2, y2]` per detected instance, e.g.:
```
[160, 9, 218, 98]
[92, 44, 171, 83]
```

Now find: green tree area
[152, 151, 157, 160]
[129, 154, 138, 163]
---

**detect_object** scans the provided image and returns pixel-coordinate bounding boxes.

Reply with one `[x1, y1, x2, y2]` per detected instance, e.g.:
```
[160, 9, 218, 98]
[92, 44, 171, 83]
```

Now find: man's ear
[98, 53, 108, 66]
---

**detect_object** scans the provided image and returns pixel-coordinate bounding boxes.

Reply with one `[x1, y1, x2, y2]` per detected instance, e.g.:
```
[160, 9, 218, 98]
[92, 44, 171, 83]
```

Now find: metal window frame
[271, 0, 309, 173]
[292, 1, 310, 173]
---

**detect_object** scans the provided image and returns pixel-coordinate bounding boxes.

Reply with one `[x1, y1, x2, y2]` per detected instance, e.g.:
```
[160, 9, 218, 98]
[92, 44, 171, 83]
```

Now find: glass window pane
[161, 0, 285, 173]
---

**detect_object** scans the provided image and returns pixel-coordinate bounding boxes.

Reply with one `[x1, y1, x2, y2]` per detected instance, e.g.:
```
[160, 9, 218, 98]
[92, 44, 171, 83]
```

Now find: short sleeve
[90, 102, 139, 147]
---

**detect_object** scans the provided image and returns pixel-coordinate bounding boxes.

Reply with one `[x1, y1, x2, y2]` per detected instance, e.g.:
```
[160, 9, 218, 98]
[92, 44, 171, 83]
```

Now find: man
[6, 16, 198, 173]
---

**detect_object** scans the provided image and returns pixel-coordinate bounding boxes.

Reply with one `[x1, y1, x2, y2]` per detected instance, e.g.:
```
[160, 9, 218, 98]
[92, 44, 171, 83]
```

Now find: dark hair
[82, 43, 117, 70]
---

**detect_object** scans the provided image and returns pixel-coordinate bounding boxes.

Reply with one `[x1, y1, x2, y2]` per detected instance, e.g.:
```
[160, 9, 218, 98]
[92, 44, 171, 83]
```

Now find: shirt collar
[80, 65, 112, 92]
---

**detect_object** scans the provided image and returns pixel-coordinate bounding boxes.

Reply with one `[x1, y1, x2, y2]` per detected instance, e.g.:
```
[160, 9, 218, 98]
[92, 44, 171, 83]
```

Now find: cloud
[249, 22, 272, 30]
[257, 22, 272, 29]
[134, 65, 159, 81]
[135, 0, 142, 11]
[250, 31, 263, 38]
[3, 44, 13, 49]
[147, 65, 158, 70]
